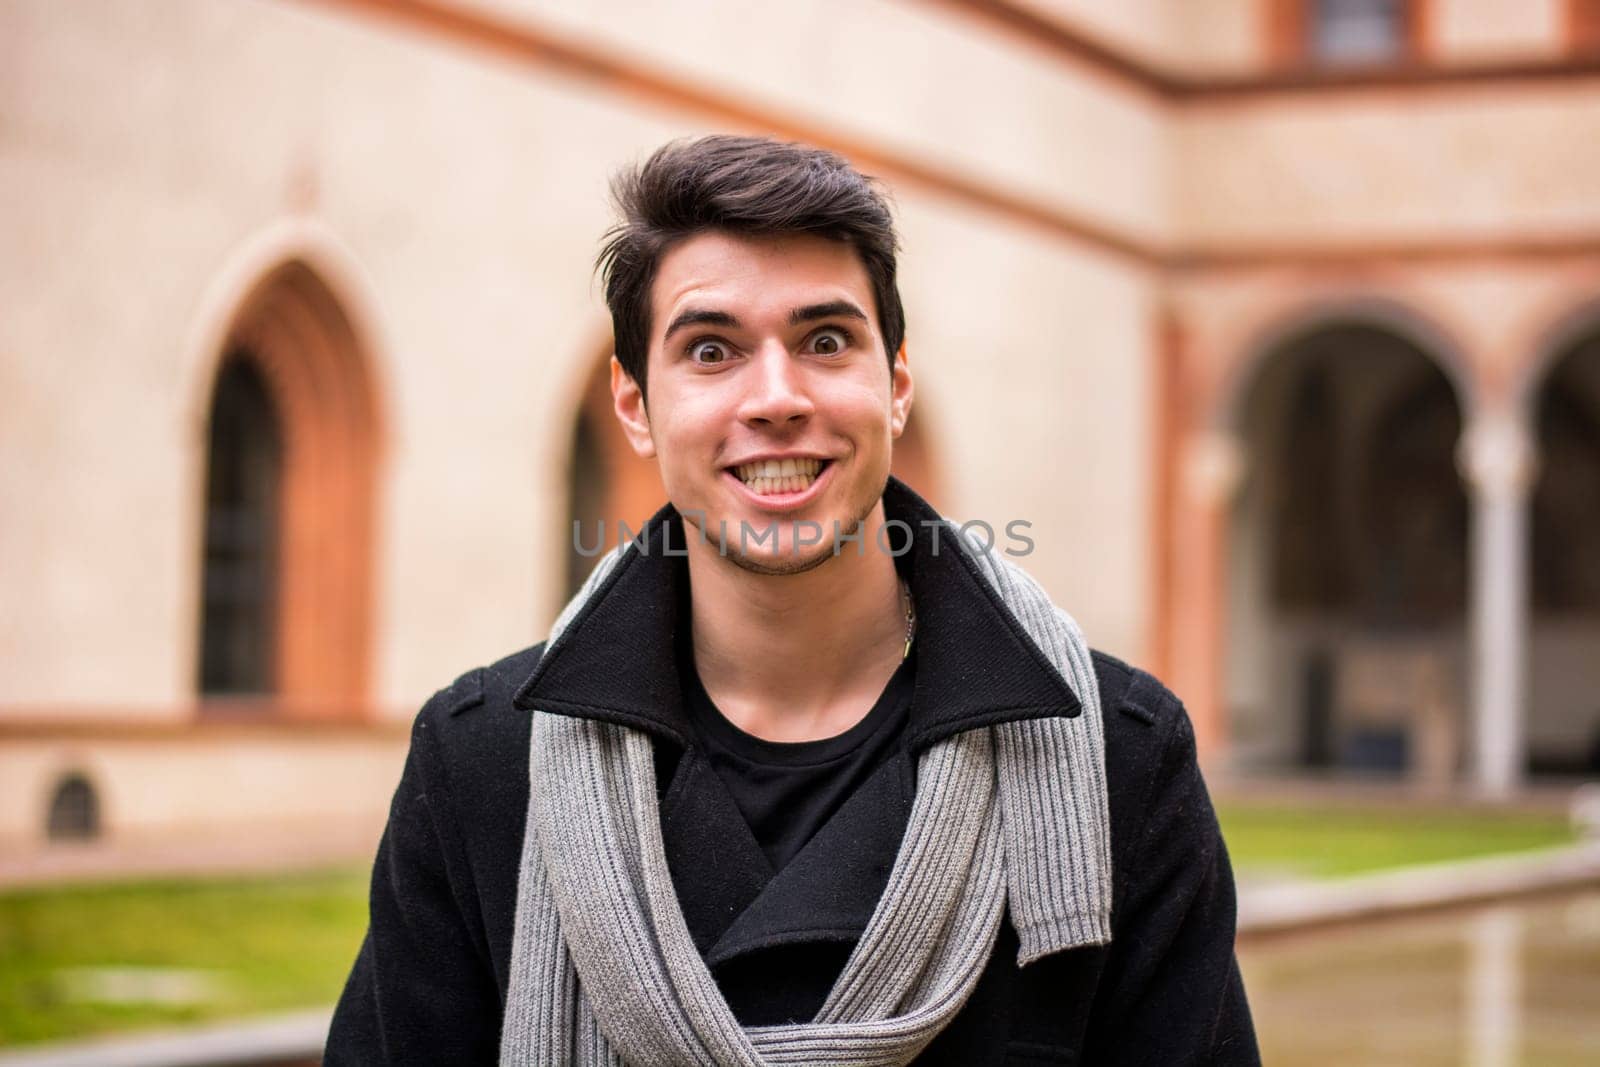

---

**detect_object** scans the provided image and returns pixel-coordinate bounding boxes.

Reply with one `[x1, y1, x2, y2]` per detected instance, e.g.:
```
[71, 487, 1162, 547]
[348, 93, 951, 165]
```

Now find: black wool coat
[328, 482, 1260, 1065]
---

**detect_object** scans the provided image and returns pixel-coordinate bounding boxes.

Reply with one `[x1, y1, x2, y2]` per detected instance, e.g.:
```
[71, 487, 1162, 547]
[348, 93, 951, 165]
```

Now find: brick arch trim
[206, 260, 383, 718]
[1513, 293, 1600, 413]
[1210, 294, 1480, 433]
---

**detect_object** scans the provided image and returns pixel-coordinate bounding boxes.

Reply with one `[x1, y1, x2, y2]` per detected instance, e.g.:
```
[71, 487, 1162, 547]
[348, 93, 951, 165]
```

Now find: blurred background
[3, 0, 1600, 1063]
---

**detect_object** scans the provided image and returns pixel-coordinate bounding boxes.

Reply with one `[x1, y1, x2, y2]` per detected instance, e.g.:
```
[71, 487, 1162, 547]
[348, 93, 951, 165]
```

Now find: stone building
[4, 0, 1599, 857]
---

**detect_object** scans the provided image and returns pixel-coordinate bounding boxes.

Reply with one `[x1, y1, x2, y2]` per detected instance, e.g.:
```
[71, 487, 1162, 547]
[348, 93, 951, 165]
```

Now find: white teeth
[734, 459, 824, 494]
[735, 458, 820, 481]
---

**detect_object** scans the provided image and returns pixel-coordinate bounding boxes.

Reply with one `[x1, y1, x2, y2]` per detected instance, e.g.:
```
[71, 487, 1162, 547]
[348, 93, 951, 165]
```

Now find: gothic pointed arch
[197, 260, 383, 718]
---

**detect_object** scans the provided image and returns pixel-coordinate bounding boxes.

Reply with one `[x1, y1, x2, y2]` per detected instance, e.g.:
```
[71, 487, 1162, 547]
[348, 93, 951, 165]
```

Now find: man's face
[612, 230, 913, 574]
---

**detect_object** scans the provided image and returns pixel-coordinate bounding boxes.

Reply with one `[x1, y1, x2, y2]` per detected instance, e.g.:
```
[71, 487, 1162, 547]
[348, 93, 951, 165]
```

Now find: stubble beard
[687, 479, 886, 578]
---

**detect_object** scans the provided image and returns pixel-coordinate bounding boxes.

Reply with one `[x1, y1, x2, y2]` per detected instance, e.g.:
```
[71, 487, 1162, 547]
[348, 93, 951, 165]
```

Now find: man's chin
[678, 511, 830, 575]
[722, 541, 838, 577]
[681, 488, 885, 576]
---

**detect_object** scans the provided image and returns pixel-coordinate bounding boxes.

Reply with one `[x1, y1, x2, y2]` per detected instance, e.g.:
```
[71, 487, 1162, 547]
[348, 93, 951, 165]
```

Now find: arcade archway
[1225, 322, 1470, 781]
[1528, 322, 1600, 776]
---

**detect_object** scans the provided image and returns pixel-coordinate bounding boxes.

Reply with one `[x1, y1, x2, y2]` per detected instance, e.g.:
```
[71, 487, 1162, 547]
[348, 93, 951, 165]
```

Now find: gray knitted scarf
[500, 522, 1111, 1066]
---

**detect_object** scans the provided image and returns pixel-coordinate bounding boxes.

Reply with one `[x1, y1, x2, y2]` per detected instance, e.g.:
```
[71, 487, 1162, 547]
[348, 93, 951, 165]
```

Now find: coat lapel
[658, 748, 773, 955]
[702, 747, 914, 968]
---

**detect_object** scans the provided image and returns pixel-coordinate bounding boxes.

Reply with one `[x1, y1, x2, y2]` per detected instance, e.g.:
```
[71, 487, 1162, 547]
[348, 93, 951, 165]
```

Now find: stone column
[1458, 412, 1537, 797]
[1171, 431, 1245, 759]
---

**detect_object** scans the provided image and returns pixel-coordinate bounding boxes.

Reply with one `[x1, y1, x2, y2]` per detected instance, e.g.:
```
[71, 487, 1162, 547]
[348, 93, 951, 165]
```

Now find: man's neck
[685, 501, 907, 743]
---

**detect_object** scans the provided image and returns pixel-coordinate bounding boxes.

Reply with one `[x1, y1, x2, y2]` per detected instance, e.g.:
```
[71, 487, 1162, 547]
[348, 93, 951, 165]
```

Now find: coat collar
[512, 477, 1081, 744]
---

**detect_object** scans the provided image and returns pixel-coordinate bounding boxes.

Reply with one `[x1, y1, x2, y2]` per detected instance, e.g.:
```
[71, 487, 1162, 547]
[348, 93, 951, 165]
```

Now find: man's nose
[738, 342, 814, 426]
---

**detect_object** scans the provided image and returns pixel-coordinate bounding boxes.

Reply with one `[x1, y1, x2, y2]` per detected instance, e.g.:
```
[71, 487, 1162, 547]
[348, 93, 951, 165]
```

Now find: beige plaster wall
[1430, 0, 1567, 62]
[457, 0, 1173, 245]
[895, 200, 1154, 663]
[1, 0, 1160, 718]
[1004, 0, 1172, 63]
[1172, 0, 1267, 74]
[1006, 0, 1268, 77]
[0, 734, 408, 849]
[1176, 85, 1600, 245]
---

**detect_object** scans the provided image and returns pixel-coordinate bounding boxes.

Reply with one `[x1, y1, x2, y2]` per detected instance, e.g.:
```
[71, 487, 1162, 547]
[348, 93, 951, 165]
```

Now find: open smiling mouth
[730, 458, 830, 497]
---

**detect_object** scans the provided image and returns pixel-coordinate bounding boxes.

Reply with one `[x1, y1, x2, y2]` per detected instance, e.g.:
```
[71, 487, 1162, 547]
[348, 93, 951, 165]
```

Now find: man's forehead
[651, 231, 874, 328]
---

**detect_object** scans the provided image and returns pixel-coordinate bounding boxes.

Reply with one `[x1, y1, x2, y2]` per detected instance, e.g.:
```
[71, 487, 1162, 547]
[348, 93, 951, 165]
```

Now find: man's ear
[611, 356, 656, 458]
[889, 341, 914, 439]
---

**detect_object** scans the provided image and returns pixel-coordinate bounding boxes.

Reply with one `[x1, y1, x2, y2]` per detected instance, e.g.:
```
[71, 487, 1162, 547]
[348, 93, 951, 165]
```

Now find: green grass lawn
[1217, 802, 1580, 879]
[0, 867, 368, 1047]
[0, 806, 1585, 1048]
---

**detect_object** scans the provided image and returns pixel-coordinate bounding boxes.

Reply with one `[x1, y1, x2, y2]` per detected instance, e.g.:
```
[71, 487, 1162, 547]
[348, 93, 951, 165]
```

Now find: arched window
[196, 261, 382, 717]
[46, 773, 100, 841]
[199, 355, 283, 695]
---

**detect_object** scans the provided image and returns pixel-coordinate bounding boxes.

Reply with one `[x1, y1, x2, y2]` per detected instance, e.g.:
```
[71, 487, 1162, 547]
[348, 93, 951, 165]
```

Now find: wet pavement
[1239, 891, 1600, 1065]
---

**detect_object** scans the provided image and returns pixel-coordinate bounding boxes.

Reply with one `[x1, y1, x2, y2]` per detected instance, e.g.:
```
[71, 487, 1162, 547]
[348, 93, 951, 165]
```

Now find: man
[328, 136, 1258, 1065]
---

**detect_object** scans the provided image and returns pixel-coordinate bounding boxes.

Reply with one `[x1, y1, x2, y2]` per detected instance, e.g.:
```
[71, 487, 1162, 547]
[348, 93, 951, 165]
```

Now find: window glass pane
[199, 353, 282, 696]
[1312, 0, 1405, 63]
[47, 774, 100, 841]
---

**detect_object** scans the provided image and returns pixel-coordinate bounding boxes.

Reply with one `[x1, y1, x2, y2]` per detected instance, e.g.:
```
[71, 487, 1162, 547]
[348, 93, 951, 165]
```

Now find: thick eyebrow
[661, 301, 869, 344]
[790, 300, 869, 327]
[662, 308, 741, 344]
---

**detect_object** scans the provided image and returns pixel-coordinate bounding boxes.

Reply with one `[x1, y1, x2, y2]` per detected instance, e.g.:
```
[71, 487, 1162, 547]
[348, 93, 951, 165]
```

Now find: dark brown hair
[597, 135, 905, 398]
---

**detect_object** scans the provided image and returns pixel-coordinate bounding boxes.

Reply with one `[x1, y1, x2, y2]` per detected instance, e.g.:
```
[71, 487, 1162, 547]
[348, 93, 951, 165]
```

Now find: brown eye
[690, 340, 729, 365]
[810, 328, 849, 356]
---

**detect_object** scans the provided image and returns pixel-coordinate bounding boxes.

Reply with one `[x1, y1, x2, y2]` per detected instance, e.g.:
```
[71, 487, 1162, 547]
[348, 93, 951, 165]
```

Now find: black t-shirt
[680, 642, 916, 873]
